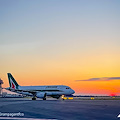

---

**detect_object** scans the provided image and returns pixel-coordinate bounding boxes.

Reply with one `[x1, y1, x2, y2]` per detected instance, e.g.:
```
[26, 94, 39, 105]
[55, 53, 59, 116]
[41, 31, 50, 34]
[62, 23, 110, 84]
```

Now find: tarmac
[0, 98, 120, 120]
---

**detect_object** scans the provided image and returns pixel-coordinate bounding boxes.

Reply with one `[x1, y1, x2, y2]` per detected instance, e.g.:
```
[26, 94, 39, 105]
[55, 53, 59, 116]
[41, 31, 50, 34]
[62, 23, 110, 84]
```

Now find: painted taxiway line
[0, 117, 57, 120]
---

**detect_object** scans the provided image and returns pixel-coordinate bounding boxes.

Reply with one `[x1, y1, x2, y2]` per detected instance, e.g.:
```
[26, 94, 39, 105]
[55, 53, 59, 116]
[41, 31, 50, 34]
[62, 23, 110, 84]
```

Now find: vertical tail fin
[7, 73, 19, 89]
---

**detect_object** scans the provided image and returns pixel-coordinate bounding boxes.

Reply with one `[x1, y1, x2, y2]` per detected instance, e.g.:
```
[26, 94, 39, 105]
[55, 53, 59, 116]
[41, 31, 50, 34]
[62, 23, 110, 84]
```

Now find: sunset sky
[0, 0, 120, 95]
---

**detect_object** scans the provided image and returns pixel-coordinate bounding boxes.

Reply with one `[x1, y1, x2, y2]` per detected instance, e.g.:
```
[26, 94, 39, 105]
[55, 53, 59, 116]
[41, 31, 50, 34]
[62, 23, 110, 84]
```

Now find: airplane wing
[5, 88, 36, 95]
[5, 88, 62, 99]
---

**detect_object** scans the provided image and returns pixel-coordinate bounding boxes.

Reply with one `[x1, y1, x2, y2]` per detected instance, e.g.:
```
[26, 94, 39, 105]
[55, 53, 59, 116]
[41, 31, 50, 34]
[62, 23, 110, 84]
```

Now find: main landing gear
[43, 97, 46, 100]
[43, 93, 47, 100]
[32, 97, 36, 100]
[32, 97, 46, 100]
[32, 93, 36, 100]
[32, 93, 47, 100]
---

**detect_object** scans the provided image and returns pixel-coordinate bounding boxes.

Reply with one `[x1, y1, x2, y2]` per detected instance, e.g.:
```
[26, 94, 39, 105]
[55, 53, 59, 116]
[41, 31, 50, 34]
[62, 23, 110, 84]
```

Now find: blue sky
[1, 0, 120, 45]
[0, 0, 120, 59]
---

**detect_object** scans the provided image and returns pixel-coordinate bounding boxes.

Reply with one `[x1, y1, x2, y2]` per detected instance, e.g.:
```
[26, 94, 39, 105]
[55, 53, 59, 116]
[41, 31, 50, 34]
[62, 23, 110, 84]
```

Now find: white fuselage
[18, 85, 75, 96]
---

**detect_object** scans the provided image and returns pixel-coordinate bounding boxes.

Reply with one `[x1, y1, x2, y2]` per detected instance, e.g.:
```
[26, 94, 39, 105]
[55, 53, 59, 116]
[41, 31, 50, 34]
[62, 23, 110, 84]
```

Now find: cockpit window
[66, 87, 70, 89]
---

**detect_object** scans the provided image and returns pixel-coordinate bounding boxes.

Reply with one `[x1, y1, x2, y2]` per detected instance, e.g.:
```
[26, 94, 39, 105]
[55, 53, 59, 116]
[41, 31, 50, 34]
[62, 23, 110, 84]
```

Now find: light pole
[0, 78, 3, 96]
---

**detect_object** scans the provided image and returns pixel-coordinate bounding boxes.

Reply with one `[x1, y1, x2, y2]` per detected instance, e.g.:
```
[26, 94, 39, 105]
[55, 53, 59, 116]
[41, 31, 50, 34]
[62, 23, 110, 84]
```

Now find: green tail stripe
[7, 73, 19, 89]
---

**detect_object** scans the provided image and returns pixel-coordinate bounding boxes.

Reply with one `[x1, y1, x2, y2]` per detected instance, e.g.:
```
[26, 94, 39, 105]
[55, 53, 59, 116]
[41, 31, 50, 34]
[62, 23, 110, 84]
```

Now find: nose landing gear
[61, 95, 65, 100]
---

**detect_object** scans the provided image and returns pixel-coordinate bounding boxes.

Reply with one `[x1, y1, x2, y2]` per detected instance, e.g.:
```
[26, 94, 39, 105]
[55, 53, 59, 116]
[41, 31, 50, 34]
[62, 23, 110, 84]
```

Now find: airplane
[6, 73, 75, 100]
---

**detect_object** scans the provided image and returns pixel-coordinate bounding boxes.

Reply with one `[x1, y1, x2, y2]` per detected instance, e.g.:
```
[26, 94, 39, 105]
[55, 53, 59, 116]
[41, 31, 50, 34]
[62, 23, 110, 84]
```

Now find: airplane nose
[71, 89, 75, 94]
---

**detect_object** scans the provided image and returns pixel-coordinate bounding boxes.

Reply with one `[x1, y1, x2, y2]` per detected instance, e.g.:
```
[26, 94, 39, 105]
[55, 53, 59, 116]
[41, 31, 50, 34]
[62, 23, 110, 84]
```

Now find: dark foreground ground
[0, 98, 120, 120]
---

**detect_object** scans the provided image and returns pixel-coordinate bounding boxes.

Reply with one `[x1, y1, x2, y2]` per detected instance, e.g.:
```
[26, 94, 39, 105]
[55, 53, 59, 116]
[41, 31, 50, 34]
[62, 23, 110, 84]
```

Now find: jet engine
[36, 92, 46, 100]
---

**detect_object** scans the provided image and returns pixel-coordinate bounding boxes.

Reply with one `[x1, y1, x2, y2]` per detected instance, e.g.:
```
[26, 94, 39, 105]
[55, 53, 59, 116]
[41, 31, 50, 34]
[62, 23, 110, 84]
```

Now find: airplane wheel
[43, 98, 46, 100]
[32, 97, 36, 100]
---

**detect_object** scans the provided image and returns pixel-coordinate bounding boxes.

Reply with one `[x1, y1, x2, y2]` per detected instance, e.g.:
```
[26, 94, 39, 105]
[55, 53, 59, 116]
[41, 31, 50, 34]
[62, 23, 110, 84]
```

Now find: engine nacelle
[36, 92, 46, 98]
